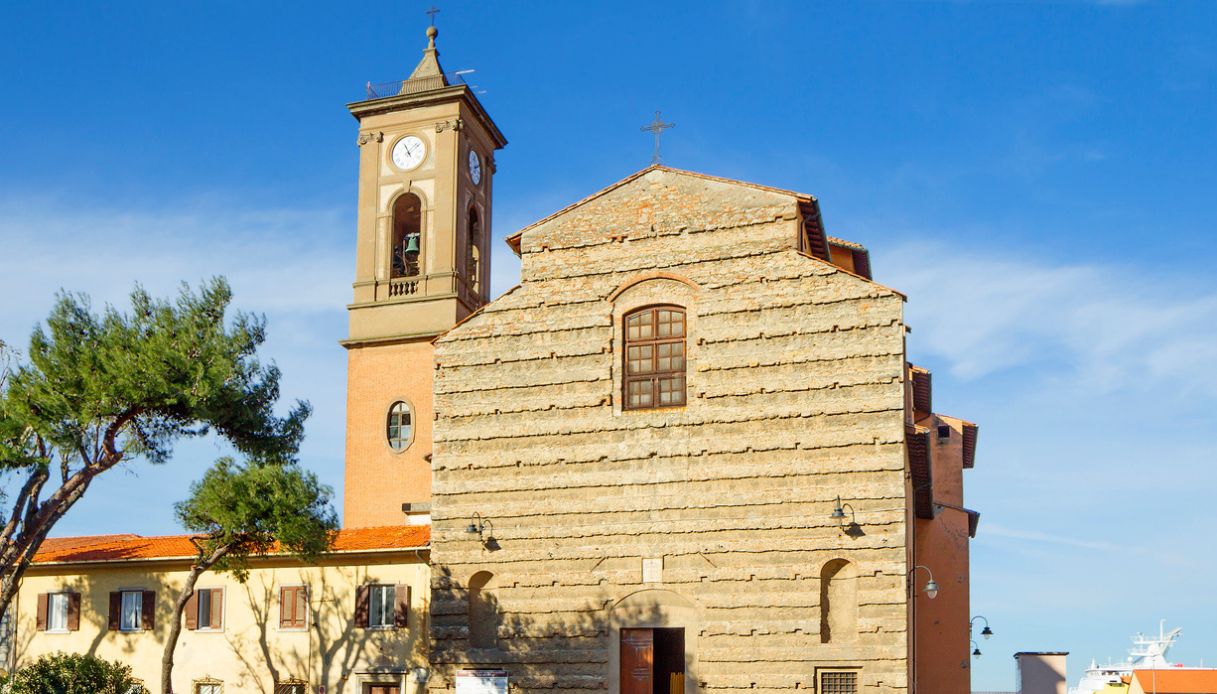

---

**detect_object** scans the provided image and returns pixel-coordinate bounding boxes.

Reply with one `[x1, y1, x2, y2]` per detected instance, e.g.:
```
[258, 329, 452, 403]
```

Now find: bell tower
[342, 26, 506, 528]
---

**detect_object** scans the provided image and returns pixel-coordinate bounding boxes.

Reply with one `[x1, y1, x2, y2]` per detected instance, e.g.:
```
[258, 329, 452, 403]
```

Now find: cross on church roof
[640, 111, 675, 165]
[426, 6, 440, 26]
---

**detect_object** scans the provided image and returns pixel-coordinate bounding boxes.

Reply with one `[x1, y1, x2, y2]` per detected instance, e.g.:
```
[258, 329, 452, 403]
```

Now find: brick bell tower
[342, 25, 506, 528]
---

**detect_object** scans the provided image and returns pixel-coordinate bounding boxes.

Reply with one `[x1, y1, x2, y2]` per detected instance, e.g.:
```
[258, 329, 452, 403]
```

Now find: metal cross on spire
[640, 111, 675, 165]
[426, 5, 440, 25]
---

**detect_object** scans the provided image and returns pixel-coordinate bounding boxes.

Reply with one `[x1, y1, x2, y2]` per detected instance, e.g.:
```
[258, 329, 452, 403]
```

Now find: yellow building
[14, 527, 429, 694]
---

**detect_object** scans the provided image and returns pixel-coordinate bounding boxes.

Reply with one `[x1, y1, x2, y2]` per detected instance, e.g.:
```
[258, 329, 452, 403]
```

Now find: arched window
[466, 207, 481, 296]
[819, 559, 858, 643]
[623, 306, 687, 410]
[391, 193, 422, 278]
[468, 571, 497, 649]
[386, 401, 413, 452]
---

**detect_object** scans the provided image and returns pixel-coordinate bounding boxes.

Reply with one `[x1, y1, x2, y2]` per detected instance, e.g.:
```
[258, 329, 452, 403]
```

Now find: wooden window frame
[623, 305, 687, 411]
[194, 587, 224, 632]
[279, 585, 309, 631]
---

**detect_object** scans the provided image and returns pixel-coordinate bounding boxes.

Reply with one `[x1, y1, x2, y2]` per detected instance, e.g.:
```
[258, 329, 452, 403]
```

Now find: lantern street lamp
[908, 565, 938, 600]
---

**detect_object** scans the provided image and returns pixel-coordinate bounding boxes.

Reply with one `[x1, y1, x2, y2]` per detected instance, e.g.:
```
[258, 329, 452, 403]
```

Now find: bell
[404, 233, 420, 255]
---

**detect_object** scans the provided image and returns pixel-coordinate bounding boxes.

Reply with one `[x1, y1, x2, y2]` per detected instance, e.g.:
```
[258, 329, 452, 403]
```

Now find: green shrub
[5, 652, 146, 694]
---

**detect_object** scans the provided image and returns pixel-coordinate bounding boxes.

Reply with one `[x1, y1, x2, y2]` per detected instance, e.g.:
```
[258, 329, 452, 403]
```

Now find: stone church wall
[429, 170, 910, 693]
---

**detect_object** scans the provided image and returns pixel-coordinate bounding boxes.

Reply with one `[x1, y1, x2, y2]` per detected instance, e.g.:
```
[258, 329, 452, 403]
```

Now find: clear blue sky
[2, 1, 1215, 689]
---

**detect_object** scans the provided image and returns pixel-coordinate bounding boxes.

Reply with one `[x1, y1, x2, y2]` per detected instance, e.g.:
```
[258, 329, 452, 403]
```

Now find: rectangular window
[280, 586, 308, 630]
[120, 591, 142, 631]
[274, 684, 307, 694]
[368, 584, 396, 628]
[624, 307, 687, 410]
[818, 670, 858, 694]
[46, 593, 68, 632]
[196, 588, 222, 630]
[195, 683, 222, 694]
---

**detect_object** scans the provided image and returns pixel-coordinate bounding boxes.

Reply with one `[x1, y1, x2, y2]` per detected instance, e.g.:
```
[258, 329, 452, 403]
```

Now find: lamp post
[908, 565, 938, 599]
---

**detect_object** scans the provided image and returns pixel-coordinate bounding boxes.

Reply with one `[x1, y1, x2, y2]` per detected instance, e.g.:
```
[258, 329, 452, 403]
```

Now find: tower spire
[404, 25, 449, 91]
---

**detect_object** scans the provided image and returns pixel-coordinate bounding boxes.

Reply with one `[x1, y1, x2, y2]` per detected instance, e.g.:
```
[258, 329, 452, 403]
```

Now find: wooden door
[621, 628, 654, 694]
[365, 685, 400, 694]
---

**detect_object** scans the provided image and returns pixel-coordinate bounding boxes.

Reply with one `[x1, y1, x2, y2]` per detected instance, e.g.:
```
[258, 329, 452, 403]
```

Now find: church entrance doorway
[621, 627, 685, 694]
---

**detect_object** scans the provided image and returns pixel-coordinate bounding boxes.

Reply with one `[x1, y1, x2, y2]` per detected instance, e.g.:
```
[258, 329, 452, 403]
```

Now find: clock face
[468, 149, 482, 185]
[391, 136, 425, 171]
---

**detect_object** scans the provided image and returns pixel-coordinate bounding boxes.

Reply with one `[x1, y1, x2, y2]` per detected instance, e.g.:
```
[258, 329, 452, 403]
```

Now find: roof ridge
[505, 165, 816, 246]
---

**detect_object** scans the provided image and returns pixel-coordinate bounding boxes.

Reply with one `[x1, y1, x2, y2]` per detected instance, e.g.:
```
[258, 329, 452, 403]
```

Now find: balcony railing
[359, 71, 473, 102]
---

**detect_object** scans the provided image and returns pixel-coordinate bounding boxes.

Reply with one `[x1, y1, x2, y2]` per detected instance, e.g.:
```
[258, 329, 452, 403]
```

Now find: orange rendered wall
[343, 339, 434, 527]
[914, 419, 972, 694]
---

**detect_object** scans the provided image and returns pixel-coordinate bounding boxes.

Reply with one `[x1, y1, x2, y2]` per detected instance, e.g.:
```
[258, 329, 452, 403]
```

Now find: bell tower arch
[342, 26, 507, 527]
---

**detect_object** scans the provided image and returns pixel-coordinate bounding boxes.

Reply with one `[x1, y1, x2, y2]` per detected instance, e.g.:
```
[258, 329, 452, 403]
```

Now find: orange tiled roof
[33, 525, 429, 565]
[1132, 669, 1217, 693]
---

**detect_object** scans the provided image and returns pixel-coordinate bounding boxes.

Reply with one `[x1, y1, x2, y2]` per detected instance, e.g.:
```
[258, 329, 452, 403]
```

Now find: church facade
[340, 27, 981, 694]
[6, 25, 980, 694]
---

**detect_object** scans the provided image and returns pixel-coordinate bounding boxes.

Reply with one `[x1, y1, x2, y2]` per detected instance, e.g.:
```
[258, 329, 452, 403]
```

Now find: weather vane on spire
[641, 111, 675, 165]
[426, 6, 440, 26]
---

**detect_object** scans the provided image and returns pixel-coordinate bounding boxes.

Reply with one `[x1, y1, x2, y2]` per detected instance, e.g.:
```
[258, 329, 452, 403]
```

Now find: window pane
[658, 376, 686, 405]
[627, 345, 652, 374]
[121, 591, 141, 630]
[386, 401, 412, 451]
[820, 672, 857, 694]
[47, 594, 67, 631]
[369, 585, 395, 627]
[381, 586, 396, 626]
[198, 589, 212, 628]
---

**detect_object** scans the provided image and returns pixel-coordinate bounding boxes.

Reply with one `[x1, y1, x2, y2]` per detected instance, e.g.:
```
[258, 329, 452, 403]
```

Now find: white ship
[1068, 622, 1182, 694]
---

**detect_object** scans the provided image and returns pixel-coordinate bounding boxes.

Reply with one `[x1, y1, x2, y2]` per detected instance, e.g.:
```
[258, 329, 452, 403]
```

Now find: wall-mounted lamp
[830, 496, 855, 525]
[971, 640, 982, 659]
[908, 565, 938, 600]
[465, 512, 495, 546]
[412, 666, 431, 685]
[971, 615, 994, 640]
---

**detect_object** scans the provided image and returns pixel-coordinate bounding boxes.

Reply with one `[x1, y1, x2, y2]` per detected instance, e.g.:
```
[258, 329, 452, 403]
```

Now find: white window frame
[367, 584, 396, 629]
[193, 681, 223, 694]
[195, 586, 224, 632]
[45, 592, 70, 633]
[120, 590, 143, 632]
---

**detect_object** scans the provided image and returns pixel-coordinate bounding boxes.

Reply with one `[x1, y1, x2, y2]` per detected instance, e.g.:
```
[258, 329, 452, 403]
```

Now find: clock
[468, 149, 482, 185]
[391, 136, 425, 171]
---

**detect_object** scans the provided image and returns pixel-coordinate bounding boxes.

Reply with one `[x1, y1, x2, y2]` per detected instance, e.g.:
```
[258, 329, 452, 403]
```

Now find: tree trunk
[161, 543, 230, 694]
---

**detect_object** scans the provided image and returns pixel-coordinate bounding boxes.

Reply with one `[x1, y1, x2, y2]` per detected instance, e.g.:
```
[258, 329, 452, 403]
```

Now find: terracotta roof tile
[33, 525, 429, 565]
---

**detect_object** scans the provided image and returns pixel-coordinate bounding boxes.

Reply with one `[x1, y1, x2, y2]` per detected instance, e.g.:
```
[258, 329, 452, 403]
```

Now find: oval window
[386, 401, 413, 452]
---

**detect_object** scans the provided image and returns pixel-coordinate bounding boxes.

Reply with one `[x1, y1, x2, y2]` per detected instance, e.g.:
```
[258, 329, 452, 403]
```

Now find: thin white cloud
[981, 522, 1138, 553]
[880, 242, 1217, 398]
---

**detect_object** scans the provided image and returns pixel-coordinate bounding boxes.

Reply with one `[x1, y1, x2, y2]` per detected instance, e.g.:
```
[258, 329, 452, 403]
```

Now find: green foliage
[175, 457, 338, 581]
[0, 277, 310, 472]
[5, 652, 147, 693]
